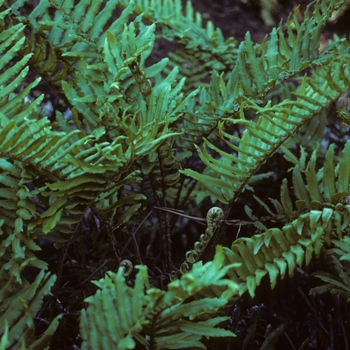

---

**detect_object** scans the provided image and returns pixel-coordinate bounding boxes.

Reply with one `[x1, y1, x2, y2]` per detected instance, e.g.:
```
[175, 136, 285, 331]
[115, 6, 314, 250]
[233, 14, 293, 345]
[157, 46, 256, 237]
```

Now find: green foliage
[182, 0, 350, 204]
[0, 0, 350, 347]
[0, 225, 60, 349]
[80, 246, 238, 350]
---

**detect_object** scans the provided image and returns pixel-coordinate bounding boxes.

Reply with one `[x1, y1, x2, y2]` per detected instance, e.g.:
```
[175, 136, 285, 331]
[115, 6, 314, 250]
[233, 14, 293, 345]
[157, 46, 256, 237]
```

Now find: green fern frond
[248, 138, 350, 230]
[223, 0, 343, 105]
[179, 0, 349, 203]
[173, 207, 224, 278]
[1, 1, 194, 242]
[119, 0, 235, 60]
[80, 245, 239, 350]
[183, 53, 350, 204]
[223, 207, 335, 298]
[331, 236, 350, 261]
[0, 228, 60, 349]
[0, 271, 60, 349]
[225, 137, 350, 298]
[1, 4, 70, 84]
[11, 0, 131, 50]
[0, 0, 349, 347]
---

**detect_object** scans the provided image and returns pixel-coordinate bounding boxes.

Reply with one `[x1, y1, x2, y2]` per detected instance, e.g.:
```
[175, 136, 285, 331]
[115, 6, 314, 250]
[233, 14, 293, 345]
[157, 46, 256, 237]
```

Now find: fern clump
[80, 246, 238, 350]
[0, 0, 350, 348]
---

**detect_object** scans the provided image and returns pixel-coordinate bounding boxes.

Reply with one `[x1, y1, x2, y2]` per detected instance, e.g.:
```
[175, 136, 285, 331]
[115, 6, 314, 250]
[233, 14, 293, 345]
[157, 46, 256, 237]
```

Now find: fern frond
[177, 0, 348, 204]
[221, 0, 343, 107]
[223, 207, 334, 298]
[0, 3, 193, 242]
[80, 245, 239, 350]
[119, 0, 235, 61]
[0, 4, 71, 84]
[0, 228, 60, 349]
[1, 0, 349, 347]
[331, 236, 350, 261]
[173, 207, 224, 277]
[183, 54, 350, 204]
[248, 138, 350, 230]
[223, 137, 350, 298]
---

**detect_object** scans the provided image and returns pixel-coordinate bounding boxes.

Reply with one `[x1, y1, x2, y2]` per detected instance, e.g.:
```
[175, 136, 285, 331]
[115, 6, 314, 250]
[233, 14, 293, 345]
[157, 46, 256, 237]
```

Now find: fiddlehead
[119, 259, 133, 277]
[171, 207, 223, 279]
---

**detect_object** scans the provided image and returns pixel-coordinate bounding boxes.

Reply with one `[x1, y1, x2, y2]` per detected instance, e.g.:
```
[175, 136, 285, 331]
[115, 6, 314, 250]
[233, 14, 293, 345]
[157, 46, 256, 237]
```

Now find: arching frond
[119, 0, 234, 59]
[223, 208, 332, 298]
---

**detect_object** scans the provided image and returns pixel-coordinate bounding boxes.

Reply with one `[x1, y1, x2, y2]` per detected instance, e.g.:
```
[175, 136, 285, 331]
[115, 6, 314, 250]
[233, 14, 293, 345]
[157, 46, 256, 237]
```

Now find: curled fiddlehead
[171, 207, 223, 280]
[119, 259, 133, 277]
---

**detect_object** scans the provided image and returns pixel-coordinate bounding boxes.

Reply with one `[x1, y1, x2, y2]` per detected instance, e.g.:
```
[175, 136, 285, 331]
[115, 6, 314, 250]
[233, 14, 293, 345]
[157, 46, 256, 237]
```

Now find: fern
[0, 225, 59, 349]
[224, 208, 330, 297]
[228, 138, 350, 297]
[80, 246, 238, 350]
[0, 0, 350, 347]
[182, 1, 350, 205]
